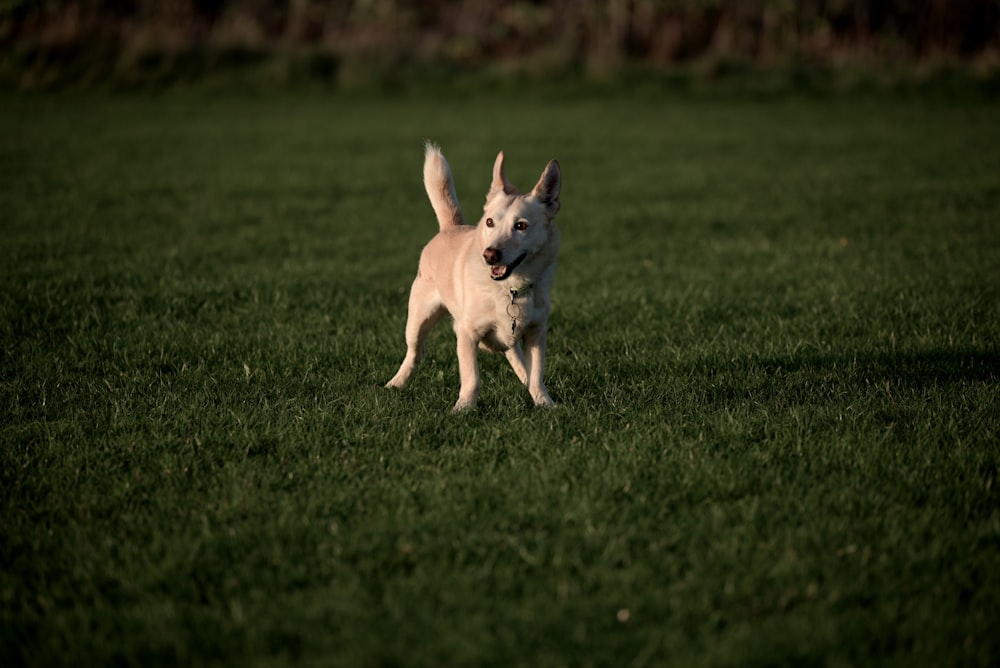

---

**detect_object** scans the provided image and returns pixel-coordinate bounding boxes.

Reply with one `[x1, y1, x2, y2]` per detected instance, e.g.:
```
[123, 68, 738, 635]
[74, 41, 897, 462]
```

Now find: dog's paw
[452, 399, 477, 412]
[531, 390, 556, 408]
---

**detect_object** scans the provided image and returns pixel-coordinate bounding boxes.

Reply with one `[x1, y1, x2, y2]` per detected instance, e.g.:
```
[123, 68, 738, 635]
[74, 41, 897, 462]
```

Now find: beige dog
[386, 143, 562, 411]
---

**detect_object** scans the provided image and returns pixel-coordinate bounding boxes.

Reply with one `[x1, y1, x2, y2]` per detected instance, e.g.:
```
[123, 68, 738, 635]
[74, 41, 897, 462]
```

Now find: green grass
[2, 87, 999, 667]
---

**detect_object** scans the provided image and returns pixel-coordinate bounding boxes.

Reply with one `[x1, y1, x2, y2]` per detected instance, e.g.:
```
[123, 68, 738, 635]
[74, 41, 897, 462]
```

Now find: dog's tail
[424, 142, 465, 229]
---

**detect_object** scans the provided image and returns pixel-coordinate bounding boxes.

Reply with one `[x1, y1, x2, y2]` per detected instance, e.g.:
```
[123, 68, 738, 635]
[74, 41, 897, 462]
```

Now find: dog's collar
[509, 284, 533, 300]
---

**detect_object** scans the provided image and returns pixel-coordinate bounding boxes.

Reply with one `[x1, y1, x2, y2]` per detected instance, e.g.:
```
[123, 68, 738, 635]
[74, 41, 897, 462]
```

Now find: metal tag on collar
[506, 294, 521, 334]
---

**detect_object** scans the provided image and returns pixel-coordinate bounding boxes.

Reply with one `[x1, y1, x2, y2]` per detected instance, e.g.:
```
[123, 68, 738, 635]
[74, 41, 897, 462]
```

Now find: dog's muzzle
[483, 248, 527, 281]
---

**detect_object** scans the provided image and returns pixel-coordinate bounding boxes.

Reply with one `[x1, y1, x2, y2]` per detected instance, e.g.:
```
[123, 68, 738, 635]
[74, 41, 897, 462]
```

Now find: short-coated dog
[386, 143, 562, 411]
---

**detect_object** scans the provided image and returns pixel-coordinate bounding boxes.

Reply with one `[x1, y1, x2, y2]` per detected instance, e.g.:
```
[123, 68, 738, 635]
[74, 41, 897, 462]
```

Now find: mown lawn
[2, 87, 998, 666]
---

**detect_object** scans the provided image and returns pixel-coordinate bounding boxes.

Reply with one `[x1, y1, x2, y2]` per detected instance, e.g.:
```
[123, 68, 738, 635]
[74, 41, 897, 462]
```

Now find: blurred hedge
[3, 0, 999, 88]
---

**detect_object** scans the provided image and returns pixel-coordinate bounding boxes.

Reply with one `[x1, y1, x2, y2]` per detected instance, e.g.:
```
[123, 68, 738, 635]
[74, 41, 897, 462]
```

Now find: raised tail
[424, 142, 465, 229]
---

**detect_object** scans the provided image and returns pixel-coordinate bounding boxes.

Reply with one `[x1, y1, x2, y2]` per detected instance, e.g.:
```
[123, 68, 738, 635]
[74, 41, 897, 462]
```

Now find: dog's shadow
[692, 347, 998, 408]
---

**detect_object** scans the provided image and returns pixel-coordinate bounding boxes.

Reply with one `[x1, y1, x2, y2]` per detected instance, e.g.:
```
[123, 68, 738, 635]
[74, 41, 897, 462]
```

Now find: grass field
[2, 86, 999, 666]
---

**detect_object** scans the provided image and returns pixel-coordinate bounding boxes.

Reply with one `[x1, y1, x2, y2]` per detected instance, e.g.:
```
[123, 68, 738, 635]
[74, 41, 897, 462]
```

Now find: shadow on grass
[690, 347, 999, 409]
[759, 348, 999, 385]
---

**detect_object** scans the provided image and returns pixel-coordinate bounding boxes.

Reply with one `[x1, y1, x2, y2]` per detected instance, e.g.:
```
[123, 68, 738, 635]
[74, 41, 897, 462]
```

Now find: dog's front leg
[524, 326, 555, 407]
[453, 327, 481, 411]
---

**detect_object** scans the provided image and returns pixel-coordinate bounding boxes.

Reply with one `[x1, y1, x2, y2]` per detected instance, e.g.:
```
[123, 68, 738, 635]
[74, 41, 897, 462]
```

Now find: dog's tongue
[491, 264, 508, 279]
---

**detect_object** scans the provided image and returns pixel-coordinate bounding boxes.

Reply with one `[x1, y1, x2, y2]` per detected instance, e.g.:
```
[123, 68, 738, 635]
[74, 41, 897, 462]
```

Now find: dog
[386, 142, 562, 411]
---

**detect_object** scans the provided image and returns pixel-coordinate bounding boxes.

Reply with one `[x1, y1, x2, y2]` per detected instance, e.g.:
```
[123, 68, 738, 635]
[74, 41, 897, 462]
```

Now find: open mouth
[489, 252, 528, 281]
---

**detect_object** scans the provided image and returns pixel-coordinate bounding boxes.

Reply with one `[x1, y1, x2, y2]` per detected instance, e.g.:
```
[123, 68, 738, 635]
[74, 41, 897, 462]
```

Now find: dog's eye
[486, 218, 494, 228]
[514, 220, 528, 231]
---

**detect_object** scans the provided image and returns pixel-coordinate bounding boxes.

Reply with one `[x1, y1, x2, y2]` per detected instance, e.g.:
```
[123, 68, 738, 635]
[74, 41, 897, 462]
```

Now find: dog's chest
[477, 290, 544, 351]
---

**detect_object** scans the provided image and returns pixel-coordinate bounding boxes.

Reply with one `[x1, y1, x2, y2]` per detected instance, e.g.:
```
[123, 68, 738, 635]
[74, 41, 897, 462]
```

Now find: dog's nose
[483, 248, 501, 265]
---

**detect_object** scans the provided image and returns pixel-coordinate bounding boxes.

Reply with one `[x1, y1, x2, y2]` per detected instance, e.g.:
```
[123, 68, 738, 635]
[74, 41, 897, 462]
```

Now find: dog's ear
[487, 150, 518, 201]
[530, 159, 561, 217]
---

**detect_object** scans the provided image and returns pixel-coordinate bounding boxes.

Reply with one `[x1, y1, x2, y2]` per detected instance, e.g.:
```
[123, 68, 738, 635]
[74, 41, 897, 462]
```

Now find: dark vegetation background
[3, 0, 1000, 90]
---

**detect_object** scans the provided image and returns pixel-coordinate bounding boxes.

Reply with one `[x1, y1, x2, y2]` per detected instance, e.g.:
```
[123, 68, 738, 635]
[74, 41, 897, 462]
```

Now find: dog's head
[478, 151, 561, 282]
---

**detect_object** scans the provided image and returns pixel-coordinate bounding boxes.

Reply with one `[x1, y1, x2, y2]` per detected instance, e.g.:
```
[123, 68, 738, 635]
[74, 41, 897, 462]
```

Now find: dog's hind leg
[523, 327, 555, 407]
[386, 278, 446, 389]
[504, 344, 529, 385]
